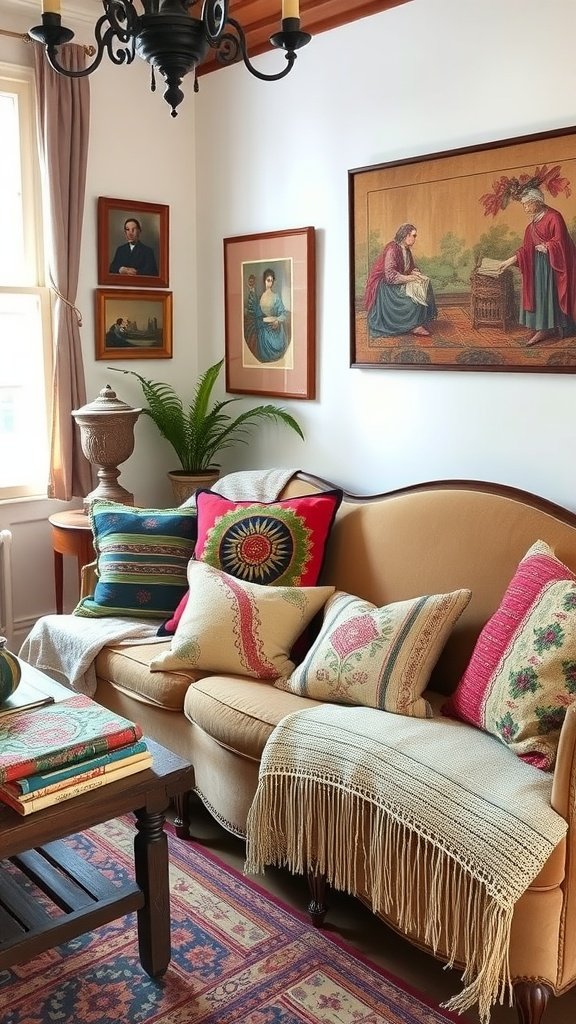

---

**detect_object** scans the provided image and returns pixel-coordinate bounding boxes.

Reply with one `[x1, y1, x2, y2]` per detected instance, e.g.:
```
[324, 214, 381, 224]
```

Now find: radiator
[0, 529, 14, 647]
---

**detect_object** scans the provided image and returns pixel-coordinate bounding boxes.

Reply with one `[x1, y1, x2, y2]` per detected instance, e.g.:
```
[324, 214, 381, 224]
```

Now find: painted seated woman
[364, 223, 438, 338]
[256, 268, 290, 362]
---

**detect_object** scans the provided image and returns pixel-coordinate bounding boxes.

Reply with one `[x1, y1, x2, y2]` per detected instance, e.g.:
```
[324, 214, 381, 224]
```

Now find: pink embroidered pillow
[444, 540, 576, 770]
[158, 488, 342, 637]
[194, 489, 342, 586]
[158, 589, 189, 636]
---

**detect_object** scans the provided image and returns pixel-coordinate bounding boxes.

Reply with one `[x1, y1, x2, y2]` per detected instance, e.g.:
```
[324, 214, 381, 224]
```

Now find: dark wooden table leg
[133, 807, 171, 977]
[53, 550, 63, 614]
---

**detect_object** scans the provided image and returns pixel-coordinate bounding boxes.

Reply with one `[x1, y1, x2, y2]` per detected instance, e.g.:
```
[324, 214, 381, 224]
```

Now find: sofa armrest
[80, 560, 97, 599]
[551, 703, 576, 820]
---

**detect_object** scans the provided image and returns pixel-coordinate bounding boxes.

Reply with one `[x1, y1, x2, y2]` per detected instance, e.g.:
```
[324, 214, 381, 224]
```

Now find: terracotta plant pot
[167, 469, 220, 505]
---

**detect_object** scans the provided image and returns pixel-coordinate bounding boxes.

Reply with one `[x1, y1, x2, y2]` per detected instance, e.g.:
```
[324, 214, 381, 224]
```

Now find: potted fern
[109, 358, 304, 503]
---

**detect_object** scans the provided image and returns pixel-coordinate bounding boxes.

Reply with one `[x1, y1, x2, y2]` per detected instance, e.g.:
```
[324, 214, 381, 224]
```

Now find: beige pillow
[149, 560, 334, 680]
[276, 588, 472, 717]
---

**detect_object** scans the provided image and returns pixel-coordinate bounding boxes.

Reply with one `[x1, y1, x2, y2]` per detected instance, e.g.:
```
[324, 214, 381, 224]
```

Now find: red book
[0, 694, 143, 784]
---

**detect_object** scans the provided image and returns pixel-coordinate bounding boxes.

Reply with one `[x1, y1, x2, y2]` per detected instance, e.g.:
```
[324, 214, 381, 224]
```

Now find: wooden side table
[48, 510, 95, 613]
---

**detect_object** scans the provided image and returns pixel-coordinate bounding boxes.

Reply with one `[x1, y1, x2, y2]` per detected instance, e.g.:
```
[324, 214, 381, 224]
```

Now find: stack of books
[0, 693, 152, 815]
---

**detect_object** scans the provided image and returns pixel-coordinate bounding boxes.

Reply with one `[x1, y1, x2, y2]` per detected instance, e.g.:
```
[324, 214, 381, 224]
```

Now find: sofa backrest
[280, 474, 576, 694]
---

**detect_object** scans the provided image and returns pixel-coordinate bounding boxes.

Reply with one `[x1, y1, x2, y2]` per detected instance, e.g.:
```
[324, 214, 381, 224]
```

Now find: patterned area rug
[1, 816, 461, 1024]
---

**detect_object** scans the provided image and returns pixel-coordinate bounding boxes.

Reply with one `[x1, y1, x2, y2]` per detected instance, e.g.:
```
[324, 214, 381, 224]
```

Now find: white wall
[194, 0, 576, 507]
[2, 0, 576, 641]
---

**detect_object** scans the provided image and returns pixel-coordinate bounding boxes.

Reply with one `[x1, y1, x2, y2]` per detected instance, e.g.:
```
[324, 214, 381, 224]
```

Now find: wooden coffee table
[0, 666, 195, 978]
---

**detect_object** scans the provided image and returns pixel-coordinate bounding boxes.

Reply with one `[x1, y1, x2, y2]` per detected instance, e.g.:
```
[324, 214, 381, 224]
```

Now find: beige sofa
[89, 473, 576, 1024]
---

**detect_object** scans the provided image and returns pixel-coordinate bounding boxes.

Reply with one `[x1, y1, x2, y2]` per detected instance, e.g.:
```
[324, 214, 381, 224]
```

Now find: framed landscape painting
[224, 226, 316, 399]
[95, 289, 173, 360]
[350, 124, 576, 372]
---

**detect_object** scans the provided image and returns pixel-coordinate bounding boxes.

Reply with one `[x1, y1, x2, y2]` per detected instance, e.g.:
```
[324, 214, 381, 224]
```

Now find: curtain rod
[0, 28, 30, 43]
[0, 27, 94, 55]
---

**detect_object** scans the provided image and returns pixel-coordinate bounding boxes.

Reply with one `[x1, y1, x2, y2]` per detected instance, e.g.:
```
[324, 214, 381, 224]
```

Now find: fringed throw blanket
[245, 704, 568, 1023]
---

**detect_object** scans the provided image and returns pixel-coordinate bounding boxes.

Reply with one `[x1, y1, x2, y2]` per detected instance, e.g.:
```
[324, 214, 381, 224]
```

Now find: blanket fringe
[245, 774, 513, 1024]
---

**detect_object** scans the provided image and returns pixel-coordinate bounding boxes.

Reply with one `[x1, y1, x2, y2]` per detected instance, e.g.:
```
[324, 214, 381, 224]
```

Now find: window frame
[0, 62, 52, 502]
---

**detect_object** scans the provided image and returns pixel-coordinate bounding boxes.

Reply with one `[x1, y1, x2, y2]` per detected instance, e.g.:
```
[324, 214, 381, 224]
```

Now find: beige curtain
[34, 44, 93, 500]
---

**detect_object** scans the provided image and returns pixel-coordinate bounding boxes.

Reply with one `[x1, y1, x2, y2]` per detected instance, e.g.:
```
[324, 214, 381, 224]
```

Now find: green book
[7, 738, 149, 794]
[0, 694, 143, 784]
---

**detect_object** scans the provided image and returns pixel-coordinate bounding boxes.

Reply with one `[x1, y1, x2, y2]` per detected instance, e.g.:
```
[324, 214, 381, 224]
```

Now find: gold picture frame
[95, 289, 173, 360]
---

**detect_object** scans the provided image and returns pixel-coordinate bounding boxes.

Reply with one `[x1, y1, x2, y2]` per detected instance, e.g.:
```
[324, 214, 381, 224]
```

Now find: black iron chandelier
[29, 0, 311, 117]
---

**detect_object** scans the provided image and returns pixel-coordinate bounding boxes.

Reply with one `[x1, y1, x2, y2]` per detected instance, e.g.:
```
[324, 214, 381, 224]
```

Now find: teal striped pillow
[74, 502, 198, 619]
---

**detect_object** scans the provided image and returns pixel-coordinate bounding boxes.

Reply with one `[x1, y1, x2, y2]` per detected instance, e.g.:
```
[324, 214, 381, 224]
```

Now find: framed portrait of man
[98, 197, 169, 288]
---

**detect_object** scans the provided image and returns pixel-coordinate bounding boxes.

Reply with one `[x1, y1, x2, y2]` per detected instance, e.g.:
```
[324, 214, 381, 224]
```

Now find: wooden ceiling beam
[196, 0, 411, 78]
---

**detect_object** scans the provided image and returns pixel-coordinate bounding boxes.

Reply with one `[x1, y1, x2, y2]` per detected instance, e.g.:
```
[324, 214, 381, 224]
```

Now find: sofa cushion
[75, 502, 198, 620]
[184, 675, 324, 761]
[149, 560, 334, 680]
[94, 641, 202, 710]
[444, 540, 576, 771]
[276, 588, 471, 717]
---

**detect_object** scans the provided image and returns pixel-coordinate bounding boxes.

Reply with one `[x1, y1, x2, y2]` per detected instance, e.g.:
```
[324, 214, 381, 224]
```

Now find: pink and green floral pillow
[276, 587, 471, 717]
[443, 540, 576, 770]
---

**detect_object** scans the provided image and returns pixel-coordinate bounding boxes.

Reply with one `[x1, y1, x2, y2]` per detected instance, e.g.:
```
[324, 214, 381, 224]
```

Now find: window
[0, 63, 51, 501]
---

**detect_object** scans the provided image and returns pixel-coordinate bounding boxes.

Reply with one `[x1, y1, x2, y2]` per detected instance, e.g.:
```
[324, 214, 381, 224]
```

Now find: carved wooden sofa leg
[513, 981, 550, 1024]
[307, 869, 328, 927]
[172, 791, 192, 838]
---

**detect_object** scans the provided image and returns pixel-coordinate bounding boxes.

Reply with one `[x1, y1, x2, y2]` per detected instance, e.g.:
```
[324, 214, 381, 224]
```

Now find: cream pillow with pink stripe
[444, 540, 576, 770]
[149, 560, 334, 680]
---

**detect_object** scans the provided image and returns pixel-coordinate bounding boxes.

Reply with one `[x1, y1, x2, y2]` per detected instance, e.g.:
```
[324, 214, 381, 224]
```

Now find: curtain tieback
[50, 283, 83, 327]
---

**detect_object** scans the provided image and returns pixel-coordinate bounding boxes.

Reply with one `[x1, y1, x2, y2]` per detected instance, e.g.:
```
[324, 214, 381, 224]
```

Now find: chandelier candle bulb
[41, 0, 60, 12]
[282, 0, 300, 20]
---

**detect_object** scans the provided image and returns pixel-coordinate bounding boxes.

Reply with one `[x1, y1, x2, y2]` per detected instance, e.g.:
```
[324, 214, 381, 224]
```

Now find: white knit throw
[245, 704, 568, 1023]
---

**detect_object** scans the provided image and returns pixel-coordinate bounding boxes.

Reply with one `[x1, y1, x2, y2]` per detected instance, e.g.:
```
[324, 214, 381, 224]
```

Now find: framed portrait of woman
[224, 227, 316, 399]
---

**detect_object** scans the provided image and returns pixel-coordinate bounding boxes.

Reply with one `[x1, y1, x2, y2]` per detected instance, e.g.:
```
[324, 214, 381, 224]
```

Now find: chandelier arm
[31, 9, 136, 77]
[218, 16, 297, 82]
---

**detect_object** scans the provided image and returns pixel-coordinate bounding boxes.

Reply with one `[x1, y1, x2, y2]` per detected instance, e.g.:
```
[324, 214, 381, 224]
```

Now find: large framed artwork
[224, 227, 316, 399]
[95, 289, 173, 360]
[98, 197, 169, 288]
[350, 125, 576, 372]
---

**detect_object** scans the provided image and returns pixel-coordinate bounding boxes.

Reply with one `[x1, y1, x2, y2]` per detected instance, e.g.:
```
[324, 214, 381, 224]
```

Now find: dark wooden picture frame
[95, 289, 173, 360]
[98, 197, 169, 288]
[224, 227, 316, 399]
[350, 125, 576, 372]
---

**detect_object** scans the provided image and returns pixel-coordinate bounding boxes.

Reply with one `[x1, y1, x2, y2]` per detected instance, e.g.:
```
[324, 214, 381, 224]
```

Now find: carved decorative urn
[72, 385, 142, 509]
